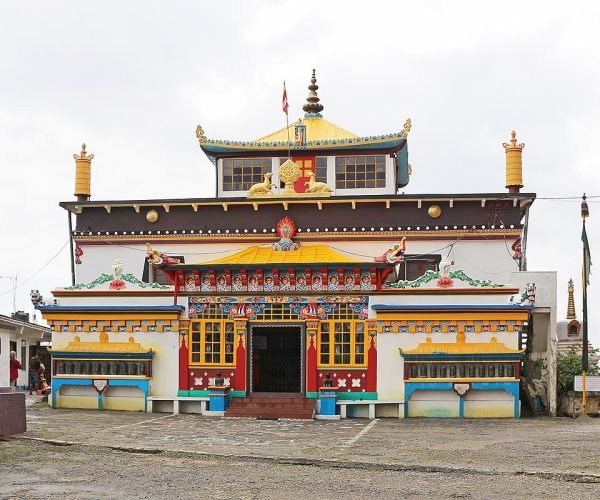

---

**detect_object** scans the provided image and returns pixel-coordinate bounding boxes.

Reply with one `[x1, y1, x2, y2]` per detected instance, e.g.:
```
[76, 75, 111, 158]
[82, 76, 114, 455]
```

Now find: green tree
[556, 347, 599, 399]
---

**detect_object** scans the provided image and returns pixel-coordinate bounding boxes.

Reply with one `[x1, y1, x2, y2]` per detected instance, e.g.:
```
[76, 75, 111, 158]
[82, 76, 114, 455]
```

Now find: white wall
[72, 237, 519, 287]
[52, 330, 179, 397]
[510, 270, 557, 415]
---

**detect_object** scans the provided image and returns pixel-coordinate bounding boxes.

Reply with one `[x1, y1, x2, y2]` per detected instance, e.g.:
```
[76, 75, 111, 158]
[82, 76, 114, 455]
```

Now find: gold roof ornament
[247, 159, 332, 199]
[279, 159, 301, 194]
[302, 69, 324, 117]
[196, 125, 207, 143]
[503, 130, 525, 193]
[400, 118, 412, 138]
[73, 143, 94, 201]
[567, 279, 576, 320]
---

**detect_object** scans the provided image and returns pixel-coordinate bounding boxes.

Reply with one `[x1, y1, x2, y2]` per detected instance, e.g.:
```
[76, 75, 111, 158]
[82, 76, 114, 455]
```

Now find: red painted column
[366, 320, 378, 392]
[234, 319, 248, 393]
[305, 320, 319, 394]
[178, 320, 190, 394]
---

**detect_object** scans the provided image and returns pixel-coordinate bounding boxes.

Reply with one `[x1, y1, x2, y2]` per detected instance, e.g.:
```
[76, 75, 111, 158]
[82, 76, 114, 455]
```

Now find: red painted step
[226, 395, 315, 419]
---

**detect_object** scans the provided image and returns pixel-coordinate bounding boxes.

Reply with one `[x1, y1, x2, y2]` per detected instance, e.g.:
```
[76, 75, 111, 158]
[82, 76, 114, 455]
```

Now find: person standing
[9, 351, 22, 390]
[29, 356, 41, 395]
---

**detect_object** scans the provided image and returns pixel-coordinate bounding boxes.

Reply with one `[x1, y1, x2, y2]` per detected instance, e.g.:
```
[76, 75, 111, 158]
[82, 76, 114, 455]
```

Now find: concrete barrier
[0, 389, 27, 436]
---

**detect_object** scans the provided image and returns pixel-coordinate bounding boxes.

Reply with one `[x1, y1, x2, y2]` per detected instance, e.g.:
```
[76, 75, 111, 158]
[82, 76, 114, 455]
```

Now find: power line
[0, 239, 70, 298]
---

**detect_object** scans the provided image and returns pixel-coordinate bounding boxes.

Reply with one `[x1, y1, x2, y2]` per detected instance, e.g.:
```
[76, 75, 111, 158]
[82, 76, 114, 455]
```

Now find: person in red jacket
[9, 351, 22, 389]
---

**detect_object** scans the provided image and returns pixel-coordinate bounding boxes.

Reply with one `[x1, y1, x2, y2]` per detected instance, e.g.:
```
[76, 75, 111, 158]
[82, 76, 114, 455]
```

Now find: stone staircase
[225, 394, 315, 420]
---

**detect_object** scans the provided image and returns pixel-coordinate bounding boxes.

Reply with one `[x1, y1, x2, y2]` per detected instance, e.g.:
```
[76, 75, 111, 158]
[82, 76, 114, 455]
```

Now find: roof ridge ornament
[302, 69, 324, 118]
[400, 118, 411, 138]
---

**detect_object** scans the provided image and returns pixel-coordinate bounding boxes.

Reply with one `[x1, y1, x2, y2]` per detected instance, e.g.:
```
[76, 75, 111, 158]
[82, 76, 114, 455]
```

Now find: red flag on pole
[282, 81, 289, 115]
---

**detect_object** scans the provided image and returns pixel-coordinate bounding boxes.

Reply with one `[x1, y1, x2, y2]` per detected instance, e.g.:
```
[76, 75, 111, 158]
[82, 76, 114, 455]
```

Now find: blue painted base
[404, 381, 520, 418]
[318, 390, 338, 415]
[52, 377, 150, 411]
[208, 387, 231, 411]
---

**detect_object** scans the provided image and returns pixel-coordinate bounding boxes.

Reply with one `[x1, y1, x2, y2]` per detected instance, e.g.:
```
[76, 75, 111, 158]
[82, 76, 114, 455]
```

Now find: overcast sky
[1, 1, 599, 344]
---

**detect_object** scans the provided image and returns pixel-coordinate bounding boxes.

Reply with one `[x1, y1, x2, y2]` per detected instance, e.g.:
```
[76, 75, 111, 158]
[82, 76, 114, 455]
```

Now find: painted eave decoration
[63, 273, 171, 291]
[372, 304, 533, 313]
[197, 127, 409, 158]
[37, 305, 185, 313]
[386, 269, 509, 290]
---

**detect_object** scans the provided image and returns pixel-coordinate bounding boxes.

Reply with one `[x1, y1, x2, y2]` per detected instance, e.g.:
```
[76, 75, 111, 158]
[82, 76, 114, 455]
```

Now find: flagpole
[581, 194, 590, 415]
[284, 81, 291, 159]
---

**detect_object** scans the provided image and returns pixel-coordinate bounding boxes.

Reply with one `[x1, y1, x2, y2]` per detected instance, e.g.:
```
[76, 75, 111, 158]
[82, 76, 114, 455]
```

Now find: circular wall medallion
[146, 209, 159, 223]
[428, 205, 442, 219]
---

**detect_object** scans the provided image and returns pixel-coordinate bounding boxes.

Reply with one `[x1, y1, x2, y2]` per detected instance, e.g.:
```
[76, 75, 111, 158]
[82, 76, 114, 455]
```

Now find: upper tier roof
[196, 70, 411, 159]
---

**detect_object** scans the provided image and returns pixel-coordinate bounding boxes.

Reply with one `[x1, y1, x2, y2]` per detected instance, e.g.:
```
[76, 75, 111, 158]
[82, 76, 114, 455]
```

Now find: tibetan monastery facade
[38, 71, 558, 418]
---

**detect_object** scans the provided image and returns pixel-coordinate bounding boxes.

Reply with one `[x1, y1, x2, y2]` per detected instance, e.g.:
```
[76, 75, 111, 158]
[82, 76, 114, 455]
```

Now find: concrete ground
[1, 396, 599, 498]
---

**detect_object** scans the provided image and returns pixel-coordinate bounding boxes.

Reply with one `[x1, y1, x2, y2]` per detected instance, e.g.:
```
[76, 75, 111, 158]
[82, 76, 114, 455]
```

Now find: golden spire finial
[502, 130, 525, 193]
[567, 278, 576, 319]
[74, 143, 94, 161]
[74, 142, 94, 201]
[302, 69, 324, 117]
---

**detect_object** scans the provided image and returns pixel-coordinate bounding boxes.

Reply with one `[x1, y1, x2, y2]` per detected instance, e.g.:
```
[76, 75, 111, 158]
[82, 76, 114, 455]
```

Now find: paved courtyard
[1, 398, 599, 498]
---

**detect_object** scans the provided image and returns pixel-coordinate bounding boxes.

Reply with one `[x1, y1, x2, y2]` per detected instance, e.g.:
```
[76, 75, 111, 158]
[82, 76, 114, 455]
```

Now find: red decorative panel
[188, 368, 237, 391]
[317, 369, 370, 393]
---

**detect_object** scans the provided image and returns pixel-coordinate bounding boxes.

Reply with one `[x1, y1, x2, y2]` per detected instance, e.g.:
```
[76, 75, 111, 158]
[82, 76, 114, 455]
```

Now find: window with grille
[319, 321, 367, 367]
[222, 158, 272, 192]
[315, 157, 328, 183]
[396, 255, 441, 281]
[254, 304, 297, 321]
[335, 155, 386, 189]
[190, 320, 235, 365]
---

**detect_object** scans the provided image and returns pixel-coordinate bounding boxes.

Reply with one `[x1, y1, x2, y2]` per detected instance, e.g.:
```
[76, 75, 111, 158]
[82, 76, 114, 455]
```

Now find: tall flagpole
[283, 81, 291, 159]
[581, 193, 590, 415]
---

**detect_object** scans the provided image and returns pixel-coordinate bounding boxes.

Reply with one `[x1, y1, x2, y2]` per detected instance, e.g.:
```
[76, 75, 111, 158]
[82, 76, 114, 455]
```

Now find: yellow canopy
[255, 118, 358, 144]
[402, 334, 523, 355]
[201, 245, 362, 265]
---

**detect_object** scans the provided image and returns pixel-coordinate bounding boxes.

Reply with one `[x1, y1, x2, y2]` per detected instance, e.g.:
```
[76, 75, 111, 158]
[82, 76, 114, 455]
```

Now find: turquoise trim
[306, 392, 318, 399]
[187, 390, 209, 397]
[404, 381, 520, 418]
[181, 389, 245, 398]
[396, 142, 409, 188]
[52, 377, 150, 411]
[337, 392, 377, 401]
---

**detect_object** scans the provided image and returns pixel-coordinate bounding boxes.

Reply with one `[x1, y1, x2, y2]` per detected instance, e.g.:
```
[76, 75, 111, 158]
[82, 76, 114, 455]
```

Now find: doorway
[250, 325, 303, 393]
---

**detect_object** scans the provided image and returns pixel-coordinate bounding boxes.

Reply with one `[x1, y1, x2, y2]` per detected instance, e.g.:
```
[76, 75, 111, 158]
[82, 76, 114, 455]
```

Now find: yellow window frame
[189, 320, 236, 366]
[318, 320, 367, 367]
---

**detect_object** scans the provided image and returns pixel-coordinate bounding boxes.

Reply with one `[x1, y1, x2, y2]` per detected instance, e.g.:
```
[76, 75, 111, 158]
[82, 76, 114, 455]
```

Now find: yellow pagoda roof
[55, 334, 152, 353]
[255, 117, 358, 144]
[402, 334, 523, 355]
[201, 245, 362, 266]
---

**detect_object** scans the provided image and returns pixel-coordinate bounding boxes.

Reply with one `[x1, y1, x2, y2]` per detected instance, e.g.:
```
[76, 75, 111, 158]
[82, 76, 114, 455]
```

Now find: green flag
[582, 224, 592, 286]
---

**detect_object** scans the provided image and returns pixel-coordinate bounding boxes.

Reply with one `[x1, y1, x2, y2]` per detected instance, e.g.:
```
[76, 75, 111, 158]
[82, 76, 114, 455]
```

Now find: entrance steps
[225, 394, 315, 420]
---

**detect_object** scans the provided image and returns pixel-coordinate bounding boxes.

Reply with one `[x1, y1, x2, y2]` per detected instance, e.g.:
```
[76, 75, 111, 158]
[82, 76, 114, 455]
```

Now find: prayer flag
[282, 82, 289, 115]
[582, 224, 592, 286]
